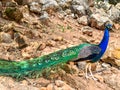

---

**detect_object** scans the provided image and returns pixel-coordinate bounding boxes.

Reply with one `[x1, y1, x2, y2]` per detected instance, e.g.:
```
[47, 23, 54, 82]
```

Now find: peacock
[0, 23, 112, 79]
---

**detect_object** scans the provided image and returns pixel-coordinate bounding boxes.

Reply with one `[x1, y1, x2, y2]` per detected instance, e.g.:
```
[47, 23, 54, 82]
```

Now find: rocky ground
[0, 0, 120, 90]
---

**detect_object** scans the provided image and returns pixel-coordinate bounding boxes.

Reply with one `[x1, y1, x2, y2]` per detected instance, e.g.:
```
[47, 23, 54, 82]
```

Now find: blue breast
[91, 28, 109, 62]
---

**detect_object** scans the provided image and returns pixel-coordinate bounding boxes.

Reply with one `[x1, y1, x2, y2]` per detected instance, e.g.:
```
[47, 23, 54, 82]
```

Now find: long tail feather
[0, 43, 91, 77]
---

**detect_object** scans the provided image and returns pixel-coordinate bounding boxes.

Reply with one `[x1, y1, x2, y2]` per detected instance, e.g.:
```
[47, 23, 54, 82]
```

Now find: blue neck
[92, 28, 109, 62]
[98, 28, 109, 51]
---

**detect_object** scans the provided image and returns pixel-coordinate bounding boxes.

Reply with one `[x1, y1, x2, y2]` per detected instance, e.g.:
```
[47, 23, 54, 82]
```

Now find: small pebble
[55, 80, 64, 87]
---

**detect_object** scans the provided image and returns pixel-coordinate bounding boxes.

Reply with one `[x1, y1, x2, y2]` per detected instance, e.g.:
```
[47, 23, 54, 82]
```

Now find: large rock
[89, 13, 112, 29]
[0, 32, 13, 43]
[40, 11, 49, 20]
[95, 1, 112, 10]
[77, 16, 88, 25]
[95, 1, 120, 23]
[81, 26, 93, 36]
[29, 2, 42, 14]
[71, 0, 90, 16]
[71, 5, 86, 16]
[102, 43, 120, 67]
[111, 45, 120, 67]
[39, 11, 50, 25]
[40, 0, 59, 11]
[108, 3, 120, 22]
[112, 49, 120, 59]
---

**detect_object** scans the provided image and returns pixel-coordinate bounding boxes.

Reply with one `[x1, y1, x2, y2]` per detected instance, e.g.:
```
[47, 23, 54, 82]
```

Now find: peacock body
[0, 24, 112, 78]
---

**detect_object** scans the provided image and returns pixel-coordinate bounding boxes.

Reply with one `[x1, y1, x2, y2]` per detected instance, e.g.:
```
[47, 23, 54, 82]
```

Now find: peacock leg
[85, 63, 97, 80]
[85, 63, 90, 79]
[88, 63, 97, 80]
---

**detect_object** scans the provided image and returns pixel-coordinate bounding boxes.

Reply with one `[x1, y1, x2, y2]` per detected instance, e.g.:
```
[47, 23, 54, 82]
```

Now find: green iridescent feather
[0, 43, 92, 78]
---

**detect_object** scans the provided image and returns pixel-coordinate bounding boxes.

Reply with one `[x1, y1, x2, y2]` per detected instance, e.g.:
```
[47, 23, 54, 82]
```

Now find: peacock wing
[75, 45, 101, 61]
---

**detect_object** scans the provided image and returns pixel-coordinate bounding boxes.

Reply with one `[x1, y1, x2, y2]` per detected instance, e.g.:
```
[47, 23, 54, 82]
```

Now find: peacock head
[105, 22, 113, 30]
[105, 24, 112, 30]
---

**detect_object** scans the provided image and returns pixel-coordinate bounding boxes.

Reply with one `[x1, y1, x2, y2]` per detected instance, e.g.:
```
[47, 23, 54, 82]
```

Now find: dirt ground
[0, 12, 120, 90]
